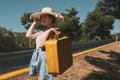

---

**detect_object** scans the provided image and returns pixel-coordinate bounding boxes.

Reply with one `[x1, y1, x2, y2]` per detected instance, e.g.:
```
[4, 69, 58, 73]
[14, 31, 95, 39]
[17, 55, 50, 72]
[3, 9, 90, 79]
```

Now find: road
[0, 39, 114, 75]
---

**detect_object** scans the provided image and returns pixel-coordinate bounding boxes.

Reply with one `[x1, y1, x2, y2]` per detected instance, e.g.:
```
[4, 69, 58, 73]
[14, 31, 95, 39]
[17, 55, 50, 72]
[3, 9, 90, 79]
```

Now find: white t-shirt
[36, 31, 45, 48]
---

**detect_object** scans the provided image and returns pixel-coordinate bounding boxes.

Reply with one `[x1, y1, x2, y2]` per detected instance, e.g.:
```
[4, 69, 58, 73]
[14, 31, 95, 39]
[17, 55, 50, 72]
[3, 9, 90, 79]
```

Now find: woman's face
[40, 14, 54, 27]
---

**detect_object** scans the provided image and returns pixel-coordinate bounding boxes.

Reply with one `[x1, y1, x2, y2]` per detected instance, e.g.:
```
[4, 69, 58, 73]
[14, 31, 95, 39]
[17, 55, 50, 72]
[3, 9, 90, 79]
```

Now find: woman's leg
[38, 50, 53, 80]
[38, 76, 41, 80]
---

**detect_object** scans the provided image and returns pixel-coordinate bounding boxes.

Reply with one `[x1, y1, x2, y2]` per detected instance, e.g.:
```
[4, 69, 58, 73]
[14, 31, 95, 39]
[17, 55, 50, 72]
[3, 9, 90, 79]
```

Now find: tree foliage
[21, 12, 33, 29]
[101, 0, 120, 19]
[60, 7, 81, 41]
[84, 0, 114, 39]
[0, 27, 16, 50]
[15, 32, 35, 48]
[0, 26, 35, 51]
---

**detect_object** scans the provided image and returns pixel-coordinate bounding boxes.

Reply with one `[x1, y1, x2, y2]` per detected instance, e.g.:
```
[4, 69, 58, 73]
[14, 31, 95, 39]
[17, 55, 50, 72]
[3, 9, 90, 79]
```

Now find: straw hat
[30, 7, 64, 25]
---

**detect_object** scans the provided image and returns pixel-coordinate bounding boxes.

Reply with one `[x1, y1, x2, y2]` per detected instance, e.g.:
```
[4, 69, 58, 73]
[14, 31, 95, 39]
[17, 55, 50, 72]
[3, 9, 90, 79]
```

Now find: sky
[0, 0, 120, 34]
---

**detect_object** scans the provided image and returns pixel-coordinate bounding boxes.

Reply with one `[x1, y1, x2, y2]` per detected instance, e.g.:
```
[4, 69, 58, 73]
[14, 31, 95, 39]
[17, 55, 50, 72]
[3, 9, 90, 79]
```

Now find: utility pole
[116, 34, 118, 43]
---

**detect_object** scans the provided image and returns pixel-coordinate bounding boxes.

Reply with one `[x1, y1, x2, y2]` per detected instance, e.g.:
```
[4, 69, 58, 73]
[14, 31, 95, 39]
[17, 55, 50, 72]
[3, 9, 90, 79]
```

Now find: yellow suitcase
[45, 37, 73, 74]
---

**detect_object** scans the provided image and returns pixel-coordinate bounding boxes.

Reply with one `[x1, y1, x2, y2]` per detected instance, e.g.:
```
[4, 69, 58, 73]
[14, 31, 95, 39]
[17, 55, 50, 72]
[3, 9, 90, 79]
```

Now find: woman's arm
[25, 19, 40, 39]
[38, 28, 59, 48]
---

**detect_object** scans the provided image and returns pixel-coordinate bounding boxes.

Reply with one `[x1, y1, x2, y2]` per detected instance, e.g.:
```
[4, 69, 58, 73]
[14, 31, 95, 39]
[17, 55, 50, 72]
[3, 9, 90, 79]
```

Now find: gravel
[7, 42, 120, 80]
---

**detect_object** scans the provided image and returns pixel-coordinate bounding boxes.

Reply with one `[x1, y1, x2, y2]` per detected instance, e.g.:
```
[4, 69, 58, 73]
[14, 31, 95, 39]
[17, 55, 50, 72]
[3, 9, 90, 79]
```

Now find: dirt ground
[7, 42, 120, 80]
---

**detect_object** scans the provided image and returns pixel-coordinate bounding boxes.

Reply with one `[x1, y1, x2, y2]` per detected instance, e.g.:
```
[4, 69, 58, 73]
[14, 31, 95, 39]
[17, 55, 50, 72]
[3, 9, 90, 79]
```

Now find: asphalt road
[0, 39, 114, 75]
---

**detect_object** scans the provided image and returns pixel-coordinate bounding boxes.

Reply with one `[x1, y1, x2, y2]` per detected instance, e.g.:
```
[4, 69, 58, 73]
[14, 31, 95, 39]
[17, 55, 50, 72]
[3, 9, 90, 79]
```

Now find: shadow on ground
[83, 50, 120, 80]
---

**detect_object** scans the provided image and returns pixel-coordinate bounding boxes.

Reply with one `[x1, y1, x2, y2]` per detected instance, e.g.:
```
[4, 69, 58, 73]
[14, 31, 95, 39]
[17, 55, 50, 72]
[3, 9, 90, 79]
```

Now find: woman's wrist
[46, 28, 52, 33]
[30, 21, 38, 28]
[32, 21, 38, 26]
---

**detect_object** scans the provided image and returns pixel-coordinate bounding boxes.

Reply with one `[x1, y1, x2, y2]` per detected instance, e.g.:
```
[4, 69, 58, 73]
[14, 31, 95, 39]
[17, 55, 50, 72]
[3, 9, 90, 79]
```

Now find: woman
[25, 7, 64, 80]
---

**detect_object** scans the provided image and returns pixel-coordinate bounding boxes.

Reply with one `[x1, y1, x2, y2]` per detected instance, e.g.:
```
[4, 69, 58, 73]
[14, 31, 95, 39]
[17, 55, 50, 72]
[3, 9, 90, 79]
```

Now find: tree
[84, 10, 102, 39]
[102, 0, 120, 19]
[0, 27, 17, 51]
[15, 32, 35, 48]
[84, 0, 114, 39]
[60, 7, 81, 41]
[21, 12, 33, 30]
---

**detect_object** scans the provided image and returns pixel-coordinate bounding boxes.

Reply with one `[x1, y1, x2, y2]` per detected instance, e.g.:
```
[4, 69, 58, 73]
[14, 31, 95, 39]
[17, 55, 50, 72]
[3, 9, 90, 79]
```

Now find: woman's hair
[40, 14, 56, 24]
[47, 14, 56, 24]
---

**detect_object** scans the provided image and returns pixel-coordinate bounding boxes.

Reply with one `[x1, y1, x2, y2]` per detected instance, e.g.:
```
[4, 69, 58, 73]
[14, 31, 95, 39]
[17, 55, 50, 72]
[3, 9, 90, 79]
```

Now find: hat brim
[31, 12, 55, 19]
[31, 12, 64, 24]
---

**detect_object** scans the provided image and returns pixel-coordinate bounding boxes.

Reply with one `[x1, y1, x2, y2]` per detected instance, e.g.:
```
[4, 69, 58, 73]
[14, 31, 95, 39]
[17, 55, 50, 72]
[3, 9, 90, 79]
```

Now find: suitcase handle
[55, 31, 61, 39]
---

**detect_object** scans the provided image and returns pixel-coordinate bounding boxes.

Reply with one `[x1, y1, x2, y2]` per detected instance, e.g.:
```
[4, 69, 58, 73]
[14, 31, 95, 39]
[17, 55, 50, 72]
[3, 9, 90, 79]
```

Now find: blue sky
[0, 0, 119, 34]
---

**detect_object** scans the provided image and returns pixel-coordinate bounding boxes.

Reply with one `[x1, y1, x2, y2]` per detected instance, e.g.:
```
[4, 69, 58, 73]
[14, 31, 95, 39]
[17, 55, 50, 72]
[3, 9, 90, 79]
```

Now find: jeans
[29, 48, 52, 80]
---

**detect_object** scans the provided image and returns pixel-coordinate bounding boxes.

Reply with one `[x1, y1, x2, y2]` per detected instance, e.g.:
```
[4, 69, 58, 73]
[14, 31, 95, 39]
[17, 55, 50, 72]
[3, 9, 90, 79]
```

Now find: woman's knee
[38, 76, 41, 80]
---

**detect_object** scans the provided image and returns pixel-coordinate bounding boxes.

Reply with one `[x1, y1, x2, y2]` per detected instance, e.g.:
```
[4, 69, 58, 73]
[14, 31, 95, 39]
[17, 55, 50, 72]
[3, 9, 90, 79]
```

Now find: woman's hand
[49, 28, 59, 34]
[48, 28, 61, 39]
[33, 18, 40, 25]
[25, 18, 40, 39]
